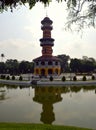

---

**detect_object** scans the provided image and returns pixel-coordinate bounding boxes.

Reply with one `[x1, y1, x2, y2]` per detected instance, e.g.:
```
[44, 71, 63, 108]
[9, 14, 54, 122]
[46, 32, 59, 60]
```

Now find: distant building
[33, 17, 61, 76]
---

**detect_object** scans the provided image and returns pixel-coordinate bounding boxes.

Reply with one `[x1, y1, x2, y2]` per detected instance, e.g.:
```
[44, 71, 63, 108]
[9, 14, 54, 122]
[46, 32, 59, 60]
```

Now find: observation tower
[33, 17, 61, 76]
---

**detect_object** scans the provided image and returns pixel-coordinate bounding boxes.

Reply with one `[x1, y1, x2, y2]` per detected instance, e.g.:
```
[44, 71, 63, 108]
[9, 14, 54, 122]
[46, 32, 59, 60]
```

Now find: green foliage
[0, 0, 50, 12]
[82, 76, 86, 81]
[49, 76, 53, 81]
[0, 123, 92, 130]
[66, 0, 96, 30]
[12, 75, 15, 80]
[0, 56, 96, 75]
[92, 75, 95, 80]
[19, 76, 23, 81]
[57, 54, 70, 72]
[0, 62, 5, 73]
[0, 59, 34, 75]
[73, 76, 77, 81]
[70, 57, 96, 73]
[6, 75, 10, 80]
[62, 76, 66, 81]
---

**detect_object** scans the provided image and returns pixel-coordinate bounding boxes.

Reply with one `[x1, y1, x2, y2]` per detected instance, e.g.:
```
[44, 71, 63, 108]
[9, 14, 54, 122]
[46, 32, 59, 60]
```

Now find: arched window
[48, 69, 53, 75]
[41, 69, 45, 76]
[36, 69, 39, 74]
[55, 61, 58, 65]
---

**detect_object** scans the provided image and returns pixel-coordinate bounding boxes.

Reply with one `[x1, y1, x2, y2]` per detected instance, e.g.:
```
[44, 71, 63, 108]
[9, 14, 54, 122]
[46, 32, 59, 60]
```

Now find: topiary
[19, 76, 23, 81]
[73, 76, 77, 81]
[6, 75, 10, 80]
[92, 75, 95, 80]
[49, 76, 53, 81]
[12, 75, 15, 80]
[0, 75, 6, 79]
[82, 76, 86, 81]
[62, 76, 66, 81]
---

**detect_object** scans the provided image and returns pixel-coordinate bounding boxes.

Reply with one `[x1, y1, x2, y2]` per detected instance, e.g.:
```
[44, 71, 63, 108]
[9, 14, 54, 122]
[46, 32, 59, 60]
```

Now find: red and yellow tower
[33, 17, 61, 76]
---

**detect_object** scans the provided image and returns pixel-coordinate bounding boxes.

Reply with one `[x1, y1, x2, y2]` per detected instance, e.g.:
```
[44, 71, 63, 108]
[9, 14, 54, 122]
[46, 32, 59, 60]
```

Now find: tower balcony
[41, 25, 53, 30]
[40, 42, 54, 46]
[40, 38, 54, 41]
[40, 38, 54, 46]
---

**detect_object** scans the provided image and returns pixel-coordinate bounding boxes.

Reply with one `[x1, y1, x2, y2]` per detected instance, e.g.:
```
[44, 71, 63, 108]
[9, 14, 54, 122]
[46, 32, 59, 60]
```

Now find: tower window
[55, 61, 58, 65]
[41, 61, 45, 65]
[48, 61, 52, 65]
[36, 62, 39, 65]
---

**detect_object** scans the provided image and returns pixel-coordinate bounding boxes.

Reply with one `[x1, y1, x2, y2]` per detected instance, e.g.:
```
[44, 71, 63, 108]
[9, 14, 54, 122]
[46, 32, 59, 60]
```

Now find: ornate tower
[40, 17, 54, 57]
[33, 17, 61, 76]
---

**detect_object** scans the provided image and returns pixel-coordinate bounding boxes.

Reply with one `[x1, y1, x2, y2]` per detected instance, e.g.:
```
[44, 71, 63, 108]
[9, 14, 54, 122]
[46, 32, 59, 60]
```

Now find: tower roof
[41, 17, 53, 25]
[33, 56, 61, 62]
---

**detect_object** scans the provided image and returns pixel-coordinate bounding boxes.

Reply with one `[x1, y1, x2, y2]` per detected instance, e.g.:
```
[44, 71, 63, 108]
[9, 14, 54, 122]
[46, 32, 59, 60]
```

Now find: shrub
[19, 76, 23, 81]
[12, 75, 15, 80]
[6, 75, 10, 80]
[73, 76, 77, 81]
[49, 76, 53, 81]
[62, 76, 66, 81]
[0, 75, 6, 79]
[92, 75, 95, 80]
[82, 76, 86, 81]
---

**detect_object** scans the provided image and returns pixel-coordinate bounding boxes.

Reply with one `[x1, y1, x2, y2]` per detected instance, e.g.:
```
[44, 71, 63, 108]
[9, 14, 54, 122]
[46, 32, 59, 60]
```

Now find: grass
[0, 123, 92, 130]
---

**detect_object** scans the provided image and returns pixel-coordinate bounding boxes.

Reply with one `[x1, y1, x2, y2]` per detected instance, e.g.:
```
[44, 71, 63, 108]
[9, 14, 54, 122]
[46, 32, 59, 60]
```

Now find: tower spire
[46, 10, 48, 17]
[46, 7, 48, 17]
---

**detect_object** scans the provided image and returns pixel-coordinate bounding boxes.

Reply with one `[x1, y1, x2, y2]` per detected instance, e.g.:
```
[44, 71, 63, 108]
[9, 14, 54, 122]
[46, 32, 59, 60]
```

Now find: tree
[18, 60, 34, 74]
[5, 59, 19, 75]
[0, 62, 5, 73]
[66, 0, 96, 30]
[0, 0, 96, 29]
[1, 53, 5, 62]
[69, 57, 96, 73]
[57, 54, 70, 72]
[70, 58, 82, 73]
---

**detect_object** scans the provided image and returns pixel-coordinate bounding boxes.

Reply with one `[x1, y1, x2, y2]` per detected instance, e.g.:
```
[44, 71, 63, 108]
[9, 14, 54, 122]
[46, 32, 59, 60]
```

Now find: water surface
[0, 84, 96, 129]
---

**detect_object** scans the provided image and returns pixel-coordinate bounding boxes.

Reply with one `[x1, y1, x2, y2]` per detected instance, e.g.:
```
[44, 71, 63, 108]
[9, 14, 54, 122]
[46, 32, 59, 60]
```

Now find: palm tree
[1, 53, 5, 62]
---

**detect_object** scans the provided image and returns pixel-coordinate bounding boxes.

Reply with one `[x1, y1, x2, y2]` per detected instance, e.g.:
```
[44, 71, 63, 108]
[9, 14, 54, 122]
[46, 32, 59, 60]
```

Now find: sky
[0, 1, 96, 62]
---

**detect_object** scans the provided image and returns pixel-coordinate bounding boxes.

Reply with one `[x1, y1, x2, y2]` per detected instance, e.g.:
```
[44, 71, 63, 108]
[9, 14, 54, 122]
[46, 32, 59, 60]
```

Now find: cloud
[0, 38, 40, 61]
[54, 29, 96, 59]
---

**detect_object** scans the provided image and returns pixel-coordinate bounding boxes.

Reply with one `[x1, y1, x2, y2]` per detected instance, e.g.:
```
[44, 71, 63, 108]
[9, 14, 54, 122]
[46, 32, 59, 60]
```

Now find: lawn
[0, 123, 92, 130]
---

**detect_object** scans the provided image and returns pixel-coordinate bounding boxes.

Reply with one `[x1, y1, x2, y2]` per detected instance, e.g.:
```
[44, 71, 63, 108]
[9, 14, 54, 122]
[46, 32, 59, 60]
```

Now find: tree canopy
[0, 0, 96, 29]
[0, 55, 96, 74]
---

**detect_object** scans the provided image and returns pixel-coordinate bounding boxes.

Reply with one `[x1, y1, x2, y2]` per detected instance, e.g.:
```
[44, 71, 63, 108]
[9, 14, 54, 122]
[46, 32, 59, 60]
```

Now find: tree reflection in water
[0, 84, 17, 101]
[0, 90, 6, 101]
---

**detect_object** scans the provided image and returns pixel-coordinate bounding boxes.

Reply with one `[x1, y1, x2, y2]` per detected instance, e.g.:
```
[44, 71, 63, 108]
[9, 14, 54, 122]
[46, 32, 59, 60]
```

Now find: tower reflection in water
[33, 86, 70, 124]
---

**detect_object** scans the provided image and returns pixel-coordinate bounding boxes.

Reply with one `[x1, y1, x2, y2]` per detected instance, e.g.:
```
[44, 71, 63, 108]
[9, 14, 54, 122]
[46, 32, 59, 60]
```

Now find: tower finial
[46, 7, 48, 17]
[46, 10, 48, 17]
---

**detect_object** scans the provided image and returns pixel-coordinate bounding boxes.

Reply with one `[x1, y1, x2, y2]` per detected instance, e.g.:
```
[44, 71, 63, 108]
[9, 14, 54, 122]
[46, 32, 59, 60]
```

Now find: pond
[0, 84, 96, 129]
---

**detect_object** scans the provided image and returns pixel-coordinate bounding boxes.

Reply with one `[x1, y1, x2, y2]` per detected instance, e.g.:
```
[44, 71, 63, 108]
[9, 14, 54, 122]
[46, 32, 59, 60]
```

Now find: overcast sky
[0, 1, 96, 61]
